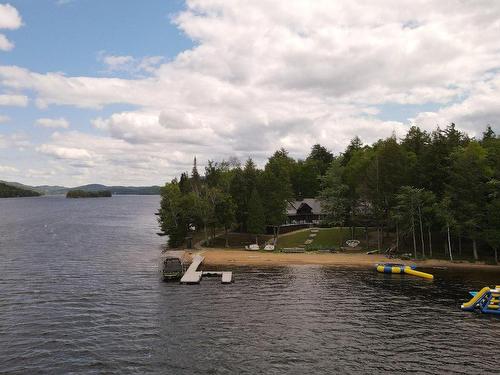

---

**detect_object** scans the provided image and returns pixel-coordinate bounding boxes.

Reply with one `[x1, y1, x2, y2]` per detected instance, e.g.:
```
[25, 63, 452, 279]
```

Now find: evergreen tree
[446, 142, 492, 259]
[319, 158, 349, 227]
[341, 136, 363, 166]
[484, 197, 500, 263]
[191, 156, 201, 193]
[229, 167, 247, 230]
[246, 188, 266, 243]
[306, 144, 334, 175]
[179, 172, 190, 194]
[214, 191, 236, 247]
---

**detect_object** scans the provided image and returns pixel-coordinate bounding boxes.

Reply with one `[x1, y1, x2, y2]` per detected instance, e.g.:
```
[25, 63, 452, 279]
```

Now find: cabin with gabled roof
[286, 198, 323, 224]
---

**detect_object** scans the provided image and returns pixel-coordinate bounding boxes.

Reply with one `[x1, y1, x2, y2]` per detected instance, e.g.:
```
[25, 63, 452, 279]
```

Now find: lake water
[0, 195, 499, 374]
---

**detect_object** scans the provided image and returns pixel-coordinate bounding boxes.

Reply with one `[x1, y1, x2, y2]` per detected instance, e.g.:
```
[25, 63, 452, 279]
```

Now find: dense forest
[0, 182, 41, 198]
[158, 124, 500, 263]
[66, 190, 112, 198]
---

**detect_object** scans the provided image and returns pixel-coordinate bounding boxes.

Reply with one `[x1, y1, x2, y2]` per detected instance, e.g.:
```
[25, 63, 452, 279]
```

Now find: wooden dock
[180, 254, 233, 284]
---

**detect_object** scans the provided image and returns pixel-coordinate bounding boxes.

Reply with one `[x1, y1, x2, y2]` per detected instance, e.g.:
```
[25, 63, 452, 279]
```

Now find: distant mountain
[0, 182, 41, 198]
[68, 184, 161, 195]
[0, 181, 161, 195]
[34, 185, 68, 195]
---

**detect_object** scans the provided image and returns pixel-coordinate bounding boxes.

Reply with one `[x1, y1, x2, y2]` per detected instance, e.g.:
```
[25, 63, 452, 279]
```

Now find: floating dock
[180, 254, 232, 284]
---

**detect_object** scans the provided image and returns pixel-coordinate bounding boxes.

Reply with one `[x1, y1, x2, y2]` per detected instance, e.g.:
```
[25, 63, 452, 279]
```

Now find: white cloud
[0, 33, 13, 51]
[0, 93, 28, 106]
[98, 52, 164, 76]
[0, 164, 18, 173]
[0, 4, 22, 51]
[0, 132, 30, 150]
[101, 54, 134, 70]
[0, 114, 9, 123]
[38, 143, 92, 160]
[412, 75, 500, 136]
[2, 0, 500, 184]
[0, 4, 22, 30]
[35, 117, 70, 129]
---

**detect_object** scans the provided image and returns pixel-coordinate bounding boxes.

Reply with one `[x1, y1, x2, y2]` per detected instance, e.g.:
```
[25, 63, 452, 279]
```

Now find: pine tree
[191, 156, 201, 193]
[246, 188, 266, 244]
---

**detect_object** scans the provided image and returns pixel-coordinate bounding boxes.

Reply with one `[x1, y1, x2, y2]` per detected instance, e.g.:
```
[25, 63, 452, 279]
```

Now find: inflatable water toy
[376, 263, 434, 279]
[461, 286, 500, 315]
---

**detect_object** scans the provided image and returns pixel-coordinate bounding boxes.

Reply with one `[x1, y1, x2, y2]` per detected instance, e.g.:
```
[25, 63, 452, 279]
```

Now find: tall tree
[484, 197, 500, 263]
[319, 158, 349, 227]
[214, 191, 236, 247]
[307, 144, 334, 175]
[178, 172, 191, 194]
[158, 181, 196, 248]
[191, 156, 201, 193]
[246, 188, 266, 244]
[341, 136, 363, 167]
[446, 142, 492, 260]
[319, 158, 350, 247]
[401, 126, 431, 188]
[229, 167, 247, 230]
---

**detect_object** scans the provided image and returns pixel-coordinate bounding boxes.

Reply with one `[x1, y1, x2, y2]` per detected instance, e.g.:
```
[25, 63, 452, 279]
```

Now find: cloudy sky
[0, 0, 499, 186]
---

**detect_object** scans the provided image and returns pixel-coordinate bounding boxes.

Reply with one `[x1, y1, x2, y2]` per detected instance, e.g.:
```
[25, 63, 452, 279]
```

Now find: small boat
[162, 254, 186, 281]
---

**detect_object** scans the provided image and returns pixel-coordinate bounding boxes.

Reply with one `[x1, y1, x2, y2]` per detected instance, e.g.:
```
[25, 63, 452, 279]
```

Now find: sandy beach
[192, 248, 500, 270]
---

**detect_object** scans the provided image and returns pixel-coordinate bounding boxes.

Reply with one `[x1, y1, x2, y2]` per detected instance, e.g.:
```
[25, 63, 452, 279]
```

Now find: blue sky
[2, 0, 191, 74]
[0, 0, 193, 185]
[1, 0, 191, 140]
[0, 1, 499, 186]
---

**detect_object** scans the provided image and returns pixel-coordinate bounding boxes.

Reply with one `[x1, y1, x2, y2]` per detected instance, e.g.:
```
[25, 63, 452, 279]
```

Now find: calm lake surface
[0, 195, 498, 374]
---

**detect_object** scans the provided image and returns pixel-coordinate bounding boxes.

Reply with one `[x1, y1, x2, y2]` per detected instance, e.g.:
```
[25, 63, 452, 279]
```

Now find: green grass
[312, 227, 366, 249]
[277, 227, 372, 250]
[276, 229, 311, 249]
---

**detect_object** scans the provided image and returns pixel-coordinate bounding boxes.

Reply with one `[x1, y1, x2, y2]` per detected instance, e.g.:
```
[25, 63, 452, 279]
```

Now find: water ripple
[1, 196, 499, 374]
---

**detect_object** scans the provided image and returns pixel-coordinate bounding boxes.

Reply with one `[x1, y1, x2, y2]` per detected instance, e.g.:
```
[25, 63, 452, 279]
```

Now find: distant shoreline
[195, 249, 500, 270]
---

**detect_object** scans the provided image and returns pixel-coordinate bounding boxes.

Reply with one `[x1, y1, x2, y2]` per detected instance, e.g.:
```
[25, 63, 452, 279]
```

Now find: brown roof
[286, 198, 322, 215]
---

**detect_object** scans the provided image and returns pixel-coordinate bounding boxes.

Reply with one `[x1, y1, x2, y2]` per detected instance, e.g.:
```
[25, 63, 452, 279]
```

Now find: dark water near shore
[0, 195, 499, 374]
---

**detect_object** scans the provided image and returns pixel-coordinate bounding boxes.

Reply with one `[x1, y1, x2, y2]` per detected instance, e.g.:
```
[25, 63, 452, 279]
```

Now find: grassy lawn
[277, 227, 375, 251]
[273, 227, 498, 263]
[276, 229, 311, 249]
[312, 227, 365, 249]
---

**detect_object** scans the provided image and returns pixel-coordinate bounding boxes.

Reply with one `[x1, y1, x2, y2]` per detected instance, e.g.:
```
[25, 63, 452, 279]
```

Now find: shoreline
[191, 249, 500, 270]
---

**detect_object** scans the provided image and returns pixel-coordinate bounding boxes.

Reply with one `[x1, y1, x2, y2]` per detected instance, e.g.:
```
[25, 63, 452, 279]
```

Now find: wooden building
[286, 198, 323, 224]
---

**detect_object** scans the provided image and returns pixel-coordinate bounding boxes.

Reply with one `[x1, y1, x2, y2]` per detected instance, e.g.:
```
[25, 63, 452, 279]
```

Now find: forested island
[159, 124, 500, 263]
[0, 182, 41, 198]
[66, 190, 112, 198]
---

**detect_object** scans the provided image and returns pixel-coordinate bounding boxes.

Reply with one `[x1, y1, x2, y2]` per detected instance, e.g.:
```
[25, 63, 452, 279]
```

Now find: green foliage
[246, 188, 266, 235]
[484, 198, 500, 262]
[0, 182, 41, 198]
[393, 186, 435, 258]
[158, 182, 190, 248]
[446, 141, 492, 240]
[319, 158, 349, 226]
[66, 190, 111, 198]
[158, 124, 500, 259]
